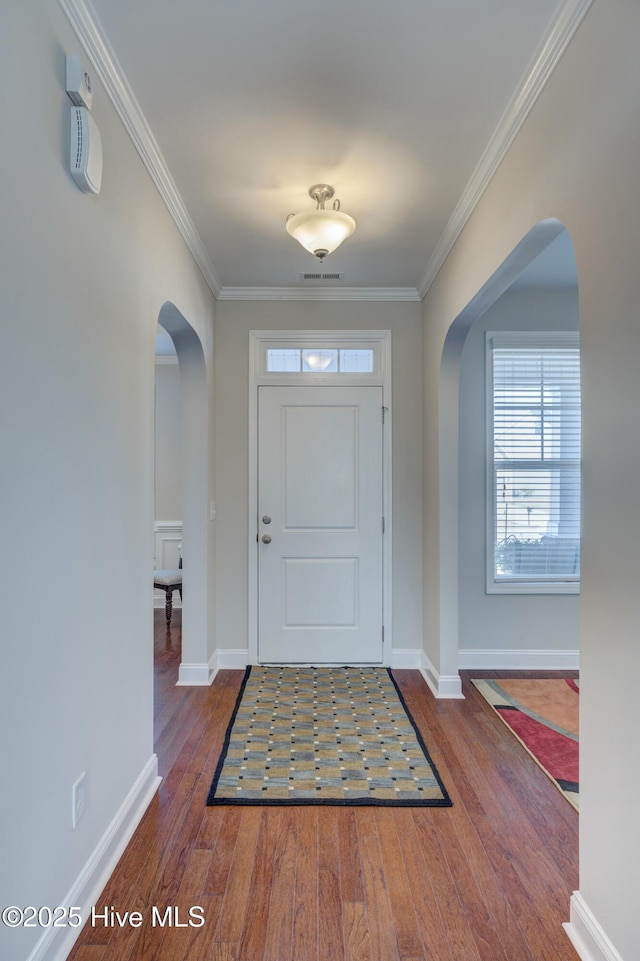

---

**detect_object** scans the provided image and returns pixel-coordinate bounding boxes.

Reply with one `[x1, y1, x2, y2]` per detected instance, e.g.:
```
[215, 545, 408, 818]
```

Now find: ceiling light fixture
[304, 350, 335, 371]
[286, 184, 356, 262]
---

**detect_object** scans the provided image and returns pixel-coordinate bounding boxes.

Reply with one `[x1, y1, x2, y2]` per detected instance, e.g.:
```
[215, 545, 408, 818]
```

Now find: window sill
[487, 580, 580, 595]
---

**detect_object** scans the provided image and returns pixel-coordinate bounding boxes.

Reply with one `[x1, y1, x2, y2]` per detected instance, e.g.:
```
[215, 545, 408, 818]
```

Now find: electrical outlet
[72, 772, 86, 829]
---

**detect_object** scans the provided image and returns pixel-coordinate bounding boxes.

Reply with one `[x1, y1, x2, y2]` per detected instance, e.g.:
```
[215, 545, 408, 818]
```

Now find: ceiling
[80, 0, 582, 297]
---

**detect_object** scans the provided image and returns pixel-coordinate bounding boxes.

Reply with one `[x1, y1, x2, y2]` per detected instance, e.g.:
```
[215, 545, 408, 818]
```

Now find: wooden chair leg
[165, 587, 173, 625]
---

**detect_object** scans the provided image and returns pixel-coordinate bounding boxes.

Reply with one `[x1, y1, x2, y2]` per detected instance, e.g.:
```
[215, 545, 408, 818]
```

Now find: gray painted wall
[0, 4, 215, 957]
[422, 2, 640, 956]
[154, 362, 182, 521]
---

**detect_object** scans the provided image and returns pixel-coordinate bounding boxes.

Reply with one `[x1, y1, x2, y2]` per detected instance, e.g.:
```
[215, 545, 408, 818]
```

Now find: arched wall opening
[157, 301, 212, 685]
[154, 326, 182, 587]
[429, 218, 579, 696]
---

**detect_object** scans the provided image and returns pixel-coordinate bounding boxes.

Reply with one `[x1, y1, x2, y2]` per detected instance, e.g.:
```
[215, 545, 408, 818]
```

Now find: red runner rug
[472, 677, 579, 811]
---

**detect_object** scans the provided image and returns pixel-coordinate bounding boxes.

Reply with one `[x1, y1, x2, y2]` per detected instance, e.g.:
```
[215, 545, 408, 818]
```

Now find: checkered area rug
[206, 666, 452, 806]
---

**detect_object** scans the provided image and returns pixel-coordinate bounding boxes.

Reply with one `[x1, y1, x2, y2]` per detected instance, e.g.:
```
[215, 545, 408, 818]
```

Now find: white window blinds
[487, 332, 581, 590]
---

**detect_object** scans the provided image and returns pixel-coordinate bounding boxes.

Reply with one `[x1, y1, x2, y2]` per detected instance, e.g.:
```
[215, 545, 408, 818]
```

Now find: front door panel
[258, 385, 383, 663]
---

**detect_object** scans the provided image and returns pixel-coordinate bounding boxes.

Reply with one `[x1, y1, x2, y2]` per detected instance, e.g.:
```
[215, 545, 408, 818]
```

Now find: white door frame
[248, 329, 392, 665]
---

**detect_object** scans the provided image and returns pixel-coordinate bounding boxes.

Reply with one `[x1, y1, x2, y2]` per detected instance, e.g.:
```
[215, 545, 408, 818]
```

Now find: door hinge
[382, 516, 385, 533]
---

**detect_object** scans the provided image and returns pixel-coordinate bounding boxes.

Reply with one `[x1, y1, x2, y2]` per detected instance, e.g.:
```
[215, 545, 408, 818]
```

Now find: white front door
[258, 385, 383, 663]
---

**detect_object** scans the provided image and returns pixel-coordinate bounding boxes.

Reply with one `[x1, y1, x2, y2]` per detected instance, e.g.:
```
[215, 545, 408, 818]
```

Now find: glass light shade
[286, 209, 356, 259]
[303, 349, 337, 371]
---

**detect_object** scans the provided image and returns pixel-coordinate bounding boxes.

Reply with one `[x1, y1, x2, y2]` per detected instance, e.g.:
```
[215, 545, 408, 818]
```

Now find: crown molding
[217, 286, 421, 302]
[417, 0, 594, 299]
[58, 0, 222, 298]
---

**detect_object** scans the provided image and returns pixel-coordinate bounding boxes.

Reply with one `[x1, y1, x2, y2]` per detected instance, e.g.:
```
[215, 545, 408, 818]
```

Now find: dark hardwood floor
[67, 611, 579, 961]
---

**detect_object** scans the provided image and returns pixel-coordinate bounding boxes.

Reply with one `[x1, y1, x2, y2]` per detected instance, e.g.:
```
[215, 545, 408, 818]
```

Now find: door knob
[262, 514, 272, 524]
[261, 534, 272, 544]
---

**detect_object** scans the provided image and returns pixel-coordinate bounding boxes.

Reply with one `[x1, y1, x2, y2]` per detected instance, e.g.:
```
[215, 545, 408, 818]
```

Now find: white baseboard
[215, 649, 251, 670]
[390, 648, 422, 669]
[191, 649, 425, 674]
[564, 892, 625, 961]
[420, 652, 464, 699]
[459, 648, 579, 670]
[176, 657, 216, 686]
[175, 648, 579, 685]
[178, 649, 249, 686]
[206, 649, 428, 672]
[28, 755, 161, 961]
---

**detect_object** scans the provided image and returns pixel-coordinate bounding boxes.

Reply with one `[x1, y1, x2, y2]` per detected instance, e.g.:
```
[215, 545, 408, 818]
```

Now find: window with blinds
[487, 332, 581, 592]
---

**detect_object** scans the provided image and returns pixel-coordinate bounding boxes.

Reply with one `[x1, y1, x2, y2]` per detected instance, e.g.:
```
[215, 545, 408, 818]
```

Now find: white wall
[458, 287, 579, 661]
[0, 3, 215, 958]
[154, 358, 183, 605]
[154, 361, 182, 521]
[422, 1, 640, 957]
[214, 300, 423, 656]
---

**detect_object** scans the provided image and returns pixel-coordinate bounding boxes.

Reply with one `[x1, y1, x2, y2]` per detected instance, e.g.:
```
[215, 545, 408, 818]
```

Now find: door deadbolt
[262, 514, 272, 524]
[261, 534, 272, 544]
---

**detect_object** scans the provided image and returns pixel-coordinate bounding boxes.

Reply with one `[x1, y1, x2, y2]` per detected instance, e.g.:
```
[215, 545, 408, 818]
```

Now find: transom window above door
[254, 332, 388, 384]
[266, 347, 374, 374]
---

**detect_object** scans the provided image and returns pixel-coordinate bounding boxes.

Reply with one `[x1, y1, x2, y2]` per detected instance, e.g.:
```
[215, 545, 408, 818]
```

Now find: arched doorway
[156, 302, 213, 685]
[430, 218, 579, 694]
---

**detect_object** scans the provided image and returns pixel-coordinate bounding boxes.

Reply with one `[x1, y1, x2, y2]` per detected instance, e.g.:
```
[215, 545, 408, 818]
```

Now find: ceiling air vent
[300, 272, 345, 282]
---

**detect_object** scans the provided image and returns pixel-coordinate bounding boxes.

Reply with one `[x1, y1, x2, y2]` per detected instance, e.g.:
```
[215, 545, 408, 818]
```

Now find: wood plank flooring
[66, 612, 579, 961]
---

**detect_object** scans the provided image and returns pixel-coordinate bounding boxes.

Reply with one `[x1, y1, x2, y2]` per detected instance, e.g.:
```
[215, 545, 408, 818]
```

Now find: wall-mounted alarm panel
[70, 106, 102, 194]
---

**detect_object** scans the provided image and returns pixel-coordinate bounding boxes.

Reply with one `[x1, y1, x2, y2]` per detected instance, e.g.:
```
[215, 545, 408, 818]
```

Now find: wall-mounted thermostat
[66, 53, 93, 111]
[70, 106, 102, 194]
